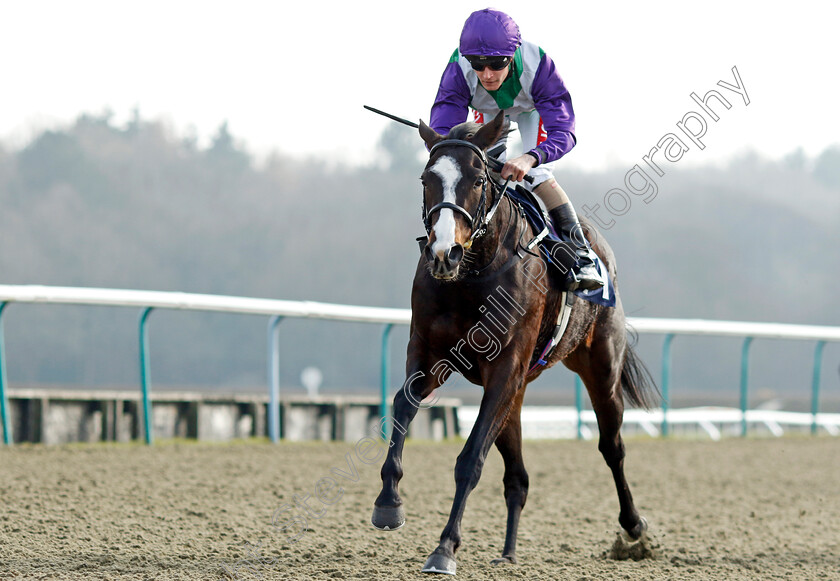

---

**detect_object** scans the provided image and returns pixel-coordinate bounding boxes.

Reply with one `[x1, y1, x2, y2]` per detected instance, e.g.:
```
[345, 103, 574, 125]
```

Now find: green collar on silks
[483, 47, 524, 110]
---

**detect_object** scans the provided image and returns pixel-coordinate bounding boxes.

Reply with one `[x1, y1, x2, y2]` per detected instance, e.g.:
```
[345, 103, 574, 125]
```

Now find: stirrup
[568, 263, 604, 292]
[568, 249, 604, 291]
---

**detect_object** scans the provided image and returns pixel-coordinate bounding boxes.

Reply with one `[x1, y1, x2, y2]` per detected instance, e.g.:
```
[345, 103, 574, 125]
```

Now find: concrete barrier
[6, 388, 461, 445]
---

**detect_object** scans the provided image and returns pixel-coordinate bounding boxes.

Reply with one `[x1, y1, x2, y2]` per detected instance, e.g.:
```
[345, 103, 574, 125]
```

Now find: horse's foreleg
[490, 389, 528, 566]
[372, 356, 440, 531]
[423, 360, 525, 575]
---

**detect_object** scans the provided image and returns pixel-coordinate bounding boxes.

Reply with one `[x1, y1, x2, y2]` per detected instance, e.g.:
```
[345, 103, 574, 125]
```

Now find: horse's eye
[474, 177, 485, 188]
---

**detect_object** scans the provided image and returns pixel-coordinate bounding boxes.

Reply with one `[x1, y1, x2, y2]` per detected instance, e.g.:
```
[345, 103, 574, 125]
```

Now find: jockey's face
[476, 63, 509, 92]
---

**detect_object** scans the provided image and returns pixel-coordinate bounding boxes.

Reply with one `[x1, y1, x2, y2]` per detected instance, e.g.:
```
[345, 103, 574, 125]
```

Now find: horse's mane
[446, 122, 482, 141]
[447, 118, 511, 145]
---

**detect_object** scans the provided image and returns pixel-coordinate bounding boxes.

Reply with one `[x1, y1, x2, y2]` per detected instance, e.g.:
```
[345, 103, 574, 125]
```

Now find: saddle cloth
[506, 186, 615, 308]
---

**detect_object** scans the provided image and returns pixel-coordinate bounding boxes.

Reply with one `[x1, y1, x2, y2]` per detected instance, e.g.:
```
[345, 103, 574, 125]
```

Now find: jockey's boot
[547, 204, 604, 292]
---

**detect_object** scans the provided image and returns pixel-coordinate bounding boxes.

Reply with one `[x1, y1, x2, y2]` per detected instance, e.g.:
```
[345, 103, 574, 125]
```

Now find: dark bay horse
[371, 111, 658, 575]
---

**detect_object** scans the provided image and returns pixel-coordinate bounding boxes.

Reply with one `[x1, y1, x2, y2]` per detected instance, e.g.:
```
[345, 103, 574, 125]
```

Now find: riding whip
[363, 105, 533, 184]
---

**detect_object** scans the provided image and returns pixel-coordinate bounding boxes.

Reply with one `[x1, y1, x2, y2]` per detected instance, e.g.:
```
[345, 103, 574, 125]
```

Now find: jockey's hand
[501, 154, 537, 182]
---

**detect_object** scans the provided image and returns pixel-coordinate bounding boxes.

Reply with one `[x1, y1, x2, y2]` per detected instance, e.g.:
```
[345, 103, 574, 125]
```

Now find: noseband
[422, 139, 508, 243]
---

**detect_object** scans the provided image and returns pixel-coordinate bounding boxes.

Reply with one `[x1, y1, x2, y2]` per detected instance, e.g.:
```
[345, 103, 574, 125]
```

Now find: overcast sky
[2, 1, 838, 170]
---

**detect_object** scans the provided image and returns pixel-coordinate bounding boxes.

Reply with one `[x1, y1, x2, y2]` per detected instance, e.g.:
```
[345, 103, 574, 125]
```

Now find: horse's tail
[620, 335, 661, 410]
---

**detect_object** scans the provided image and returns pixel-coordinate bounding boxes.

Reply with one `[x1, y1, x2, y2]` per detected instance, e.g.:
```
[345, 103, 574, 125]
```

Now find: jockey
[430, 8, 603, 291]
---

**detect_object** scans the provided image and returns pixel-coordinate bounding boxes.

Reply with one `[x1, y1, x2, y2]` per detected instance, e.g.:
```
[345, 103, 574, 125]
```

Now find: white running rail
[1, 284, 839, 442]
[2, 284, 839, 339]
[457, 406, 840, 441]
[2, 285, 840, 339]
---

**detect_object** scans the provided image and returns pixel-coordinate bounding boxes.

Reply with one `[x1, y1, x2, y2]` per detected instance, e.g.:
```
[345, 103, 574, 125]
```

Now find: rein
[462, 194, 523, 278]
[421, 138, 544, 278]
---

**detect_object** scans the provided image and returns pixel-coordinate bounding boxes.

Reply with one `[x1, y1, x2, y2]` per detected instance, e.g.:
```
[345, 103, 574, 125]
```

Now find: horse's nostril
[424, 244, 435, 263]
[447, 244, 464, 266]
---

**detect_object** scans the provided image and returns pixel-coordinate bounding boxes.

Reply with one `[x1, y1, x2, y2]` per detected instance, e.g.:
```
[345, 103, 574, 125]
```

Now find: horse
[371, 110, 659, 575]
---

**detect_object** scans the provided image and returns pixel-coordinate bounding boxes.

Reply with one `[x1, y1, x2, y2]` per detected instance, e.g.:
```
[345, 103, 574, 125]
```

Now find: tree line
[1, 113, 838, 406]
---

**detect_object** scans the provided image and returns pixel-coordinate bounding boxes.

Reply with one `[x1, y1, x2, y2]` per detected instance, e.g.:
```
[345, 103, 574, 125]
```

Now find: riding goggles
[465, 55, 511, 72]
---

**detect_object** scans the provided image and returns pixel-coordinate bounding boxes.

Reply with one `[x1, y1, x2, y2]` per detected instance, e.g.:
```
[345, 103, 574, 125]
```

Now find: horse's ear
[419, 120, 444, 150]
[471, 111, 506, 151]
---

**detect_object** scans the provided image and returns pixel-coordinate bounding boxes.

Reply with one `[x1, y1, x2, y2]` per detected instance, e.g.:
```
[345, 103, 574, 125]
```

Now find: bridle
[422, 139, 510, 244]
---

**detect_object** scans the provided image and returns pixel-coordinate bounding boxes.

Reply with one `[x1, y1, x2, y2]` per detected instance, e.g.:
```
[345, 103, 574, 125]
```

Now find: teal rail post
[380, 324, 394, 423]
[139, 307, 154, 445]
[267, 316, 284, 443]
[574, 374, 583, 440]
[811, 340, 827, 436]
[660, 333, 675, 437]
[739, 336, 753, 437]
[0, 302, 12, 445]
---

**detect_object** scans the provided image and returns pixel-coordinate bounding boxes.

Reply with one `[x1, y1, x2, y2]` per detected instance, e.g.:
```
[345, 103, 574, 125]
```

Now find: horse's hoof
[421, 551, 457, 575]
[490, 554, 517, 565]
[610, 517, 657, 561]
[371, 504, 405, 531]
[622, 516, 648, 541]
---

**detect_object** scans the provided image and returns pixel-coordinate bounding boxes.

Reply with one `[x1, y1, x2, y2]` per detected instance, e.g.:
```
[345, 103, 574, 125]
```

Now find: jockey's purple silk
[430, 45, 577, 165]
[459, 8, 521, 57]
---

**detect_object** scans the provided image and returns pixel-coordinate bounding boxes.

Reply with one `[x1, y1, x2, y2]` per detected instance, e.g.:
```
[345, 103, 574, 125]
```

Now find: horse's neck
[471, 193, 527, 269]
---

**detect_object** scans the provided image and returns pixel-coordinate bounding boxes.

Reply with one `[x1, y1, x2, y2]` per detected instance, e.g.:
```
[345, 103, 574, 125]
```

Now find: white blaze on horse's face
[429, 155, 461, 260]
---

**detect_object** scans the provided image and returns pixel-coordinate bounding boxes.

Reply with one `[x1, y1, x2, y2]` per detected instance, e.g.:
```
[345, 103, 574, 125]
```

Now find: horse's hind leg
[490, 389, 528, 566]
[578, 338, 646, 539]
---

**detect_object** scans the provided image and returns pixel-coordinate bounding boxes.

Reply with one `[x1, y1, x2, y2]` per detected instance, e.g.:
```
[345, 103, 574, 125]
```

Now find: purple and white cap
[458, 8, 521, 57]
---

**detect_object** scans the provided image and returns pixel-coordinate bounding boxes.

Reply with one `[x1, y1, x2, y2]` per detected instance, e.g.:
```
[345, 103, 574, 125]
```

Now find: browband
[429, 139, 488, 164]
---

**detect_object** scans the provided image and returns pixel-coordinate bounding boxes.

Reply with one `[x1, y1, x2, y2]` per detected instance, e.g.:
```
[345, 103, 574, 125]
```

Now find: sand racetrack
[1, 437, 838, 580]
